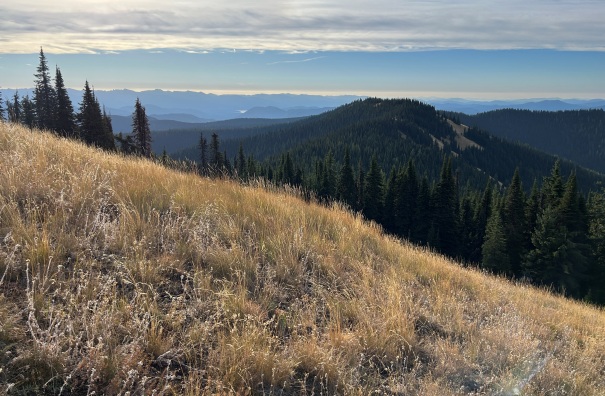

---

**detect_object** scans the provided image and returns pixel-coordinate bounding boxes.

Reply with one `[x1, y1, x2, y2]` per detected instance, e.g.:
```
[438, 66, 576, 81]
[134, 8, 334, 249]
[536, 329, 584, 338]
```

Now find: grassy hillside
[1, 122, 605, 395]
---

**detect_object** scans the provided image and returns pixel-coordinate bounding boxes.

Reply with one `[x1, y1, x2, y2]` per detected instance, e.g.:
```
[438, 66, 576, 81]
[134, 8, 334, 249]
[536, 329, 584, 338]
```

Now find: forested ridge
[451, 108, 605, 173]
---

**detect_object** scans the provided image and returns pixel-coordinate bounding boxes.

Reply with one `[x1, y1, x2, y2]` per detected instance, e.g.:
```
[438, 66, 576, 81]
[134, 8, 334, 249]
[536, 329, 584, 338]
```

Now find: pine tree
[54, 67, 76, 137]
[503, 168, 526, 276]
[336, 148, 357, 208]
[115, 132, 137, 154]
[320, 151, 336, 199]
[469, 181, 493, 264]
[383, 166, 399, 233]
[0, 90, 4, 121]
[33, 48, 57, 131]
[587, 190, 605, 303]
[524, 204, 588, 297]
[237, 143, 247, 180]
[198, 132, 208, 174]
[20, 96, 35, 128]
[77, 81, 115, 150]
[525, 179, 540, 251]
[6, 91, 21, 123]
[363, 156, 385, 223]
[223, 150, 233, 176]
[248, 155, 258, 179]
[431, 157, 459, 257]
[356, 161, 365, 211]
[482, 205, 510, 274]
[459, 195, 476, 261]
[524, 168, 590, 298]
[132, 98, 152, 157]
[414, 176, 431, 244]
[541, 160, 564, 209]
[210, 132, 223, 171]
[102, 107, 113, 144]
[395, 160, 419, 238]
[282, 152, 295, 185]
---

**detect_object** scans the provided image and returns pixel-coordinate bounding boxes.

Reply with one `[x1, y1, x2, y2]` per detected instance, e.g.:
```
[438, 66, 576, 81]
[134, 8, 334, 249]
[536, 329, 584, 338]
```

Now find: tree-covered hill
[451, 109, 605, 173]
[151, 117, 304, 155]
[177, 98, 605, 192]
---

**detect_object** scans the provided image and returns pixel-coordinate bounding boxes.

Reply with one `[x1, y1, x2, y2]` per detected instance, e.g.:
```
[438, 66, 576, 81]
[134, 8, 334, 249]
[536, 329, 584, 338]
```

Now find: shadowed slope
[1, 122, 604, 395]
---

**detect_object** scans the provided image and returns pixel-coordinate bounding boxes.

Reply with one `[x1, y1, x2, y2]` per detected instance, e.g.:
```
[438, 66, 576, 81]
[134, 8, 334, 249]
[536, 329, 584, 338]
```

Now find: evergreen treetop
[132, 98, 152, 157]
[34, 47, 57, 131]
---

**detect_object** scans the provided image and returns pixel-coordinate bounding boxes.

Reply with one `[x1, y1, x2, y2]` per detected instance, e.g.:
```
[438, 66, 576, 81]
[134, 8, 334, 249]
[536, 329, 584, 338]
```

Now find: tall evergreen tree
[77, 81, 115, 150]
[320, 151, 336, 199]
[132, 98, 152, 157]
[395, 160, 419, 238]
[0, 90, 4, 121]
[414, 176, 431, 244]
[524, 166, 589, 298]
[223, 150, 233, 176]
[541, 160, 564, 209]
[469, 181, 493, 263]
[33, 48, 57, 131]
[20, 96, 35, 128]
[102, 107, 113, 143]
[356, 161, 365, 211]
[383, 166, 399, 233]
[198, 132, 208, 174]
[524, 203, 588, 298]
[54, 66, 76, 137]
[6, 91, 21, 123]
[525, 179, 541, 251]
[504, 168, 526, 276]
[459, 195, 476, 261]
[431, 157, 459, 257]
[363, 156, 385, 223]
[482, 205, 510, 274]
[237, 143, 247, 180]
[210, 132, 223, 170]
[587, 190, 605, 303]
[336, 148, 357, 208]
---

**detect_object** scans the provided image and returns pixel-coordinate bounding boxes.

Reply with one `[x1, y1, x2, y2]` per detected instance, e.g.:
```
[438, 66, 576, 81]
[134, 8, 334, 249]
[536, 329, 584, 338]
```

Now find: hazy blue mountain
[2, 87, 603, 121]
[87, 89, 360, 120]
[109, 115, 209, 133]
[241, 106, 333, 118]
[427, 98, 605, 114]
[152, 113, 211, 123]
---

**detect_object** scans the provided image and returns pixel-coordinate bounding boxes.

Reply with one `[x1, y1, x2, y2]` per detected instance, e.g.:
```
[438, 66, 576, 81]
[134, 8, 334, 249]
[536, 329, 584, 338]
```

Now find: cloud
[1, 1, 604, 53]
[267, 56, 326, 65]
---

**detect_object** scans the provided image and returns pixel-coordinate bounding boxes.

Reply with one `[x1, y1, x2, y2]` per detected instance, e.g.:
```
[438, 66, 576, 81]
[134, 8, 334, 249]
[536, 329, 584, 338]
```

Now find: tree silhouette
[33, 48, 56, 131]
[132, 98, 152, 157]
[54, 67, 76, 137]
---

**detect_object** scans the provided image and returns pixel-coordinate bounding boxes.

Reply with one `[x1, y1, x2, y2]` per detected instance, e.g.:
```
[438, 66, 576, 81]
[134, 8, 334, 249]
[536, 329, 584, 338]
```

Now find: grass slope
[1, 122, 604, 395]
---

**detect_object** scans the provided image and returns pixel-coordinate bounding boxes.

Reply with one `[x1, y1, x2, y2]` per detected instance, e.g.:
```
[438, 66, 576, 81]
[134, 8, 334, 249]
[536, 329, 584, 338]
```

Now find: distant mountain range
[426, 98, 605, 114]
[2, 87, 604, 126]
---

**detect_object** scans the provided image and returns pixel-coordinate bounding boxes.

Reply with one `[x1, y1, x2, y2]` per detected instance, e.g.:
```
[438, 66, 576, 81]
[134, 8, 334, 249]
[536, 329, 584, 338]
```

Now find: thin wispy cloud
[1, 1, 604, 53]
[267, 56, 326, 65]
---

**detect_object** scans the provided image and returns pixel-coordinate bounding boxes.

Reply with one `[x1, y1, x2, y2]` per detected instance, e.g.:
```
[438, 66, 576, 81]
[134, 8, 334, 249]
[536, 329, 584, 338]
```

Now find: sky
[1, 0, 604, 99]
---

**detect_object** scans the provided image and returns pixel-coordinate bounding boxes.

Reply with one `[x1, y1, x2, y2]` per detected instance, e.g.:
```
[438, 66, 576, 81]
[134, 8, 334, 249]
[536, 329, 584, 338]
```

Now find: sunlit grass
[1, 121, 604, 394]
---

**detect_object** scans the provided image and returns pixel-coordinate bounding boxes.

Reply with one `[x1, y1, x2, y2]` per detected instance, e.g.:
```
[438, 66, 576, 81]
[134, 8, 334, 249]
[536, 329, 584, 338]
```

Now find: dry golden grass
[1, 121, 604, 395]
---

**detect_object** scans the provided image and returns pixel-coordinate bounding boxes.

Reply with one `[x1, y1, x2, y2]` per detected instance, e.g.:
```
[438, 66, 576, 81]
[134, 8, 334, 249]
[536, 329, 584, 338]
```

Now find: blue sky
[1, 0, 604, 99]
